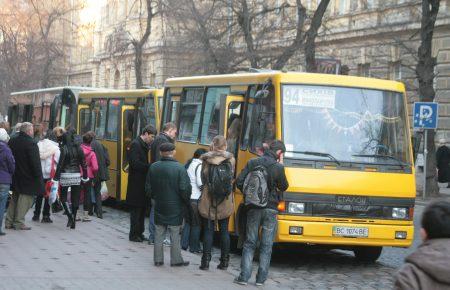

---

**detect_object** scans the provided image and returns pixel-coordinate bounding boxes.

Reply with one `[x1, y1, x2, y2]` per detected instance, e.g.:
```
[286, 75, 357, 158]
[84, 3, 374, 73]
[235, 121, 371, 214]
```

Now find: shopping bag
[100, 181, 109, 201]
[49, 180, 59, 204]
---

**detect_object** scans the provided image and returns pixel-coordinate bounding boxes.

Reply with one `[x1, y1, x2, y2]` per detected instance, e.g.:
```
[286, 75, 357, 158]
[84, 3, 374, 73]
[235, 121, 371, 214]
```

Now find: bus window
[158, 97, 163, 118]
[170, 100, 179, 124]
[226, 102, 243, 157]
[122, 109, 135, 172]
[200, 87, 230, 144]
[178, 88, 203, 142]
[93, 99, 107, 138]
[79, 108, 92, 135]
[241, 84, 276, 153]
[105, 99, 120, 140]
[138, 96, 156, 129]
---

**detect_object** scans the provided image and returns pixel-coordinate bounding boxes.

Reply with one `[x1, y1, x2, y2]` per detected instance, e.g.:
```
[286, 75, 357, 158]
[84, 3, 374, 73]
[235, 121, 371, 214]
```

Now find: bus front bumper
[275, 219, 414, 247]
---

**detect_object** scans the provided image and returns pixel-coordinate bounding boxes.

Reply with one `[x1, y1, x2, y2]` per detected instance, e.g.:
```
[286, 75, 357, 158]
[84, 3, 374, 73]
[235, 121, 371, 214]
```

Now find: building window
[338, 0, 348, 14]
[389, 61, 402, 80]
[105, 68, 110, 88]
[357, 63, 371, 77]
[178, 88, 204, 142]
[114, 69, 120, 89]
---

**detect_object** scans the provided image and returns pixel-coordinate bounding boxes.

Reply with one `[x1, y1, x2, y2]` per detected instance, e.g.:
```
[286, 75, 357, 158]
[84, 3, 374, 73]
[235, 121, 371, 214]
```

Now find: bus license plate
[333, 226, 368, 238]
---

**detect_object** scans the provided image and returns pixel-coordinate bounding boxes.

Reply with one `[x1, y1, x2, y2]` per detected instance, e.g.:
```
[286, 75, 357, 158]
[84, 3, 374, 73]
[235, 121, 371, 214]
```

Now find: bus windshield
[282, 85, 411, 166]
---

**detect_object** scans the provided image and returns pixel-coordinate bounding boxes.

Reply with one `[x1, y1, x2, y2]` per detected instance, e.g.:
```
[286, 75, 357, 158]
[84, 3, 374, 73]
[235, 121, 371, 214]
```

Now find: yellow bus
[162, 72, 415, 262]
[76, 89, 164, 201]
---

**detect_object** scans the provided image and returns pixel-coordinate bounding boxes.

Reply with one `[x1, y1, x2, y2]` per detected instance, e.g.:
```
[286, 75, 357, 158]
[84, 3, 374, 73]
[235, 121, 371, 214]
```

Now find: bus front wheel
[353, 246, 382, 262]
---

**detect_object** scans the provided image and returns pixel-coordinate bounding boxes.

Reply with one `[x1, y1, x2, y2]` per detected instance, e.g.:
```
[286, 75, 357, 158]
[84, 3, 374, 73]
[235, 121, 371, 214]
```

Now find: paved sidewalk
[0, 211, 253, 290]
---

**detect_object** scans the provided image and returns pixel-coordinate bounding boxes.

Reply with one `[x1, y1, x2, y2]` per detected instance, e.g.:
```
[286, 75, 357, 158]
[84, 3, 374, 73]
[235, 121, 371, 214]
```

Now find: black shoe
[129, 237, 143, 243]
[32, 214, 39, 222]
[97, 214, 103, 219]
[88, 210, 94, 216]
[234, 278, 248, 286]
[171, 261, 189, 267]
[154, 262, 164, 267]
[0, 232, 5, 236]
[217, 254, 229, 270]
[199, 254, 211, 270]
[41, 216, 53, 223]
[140, 236, 149, 242]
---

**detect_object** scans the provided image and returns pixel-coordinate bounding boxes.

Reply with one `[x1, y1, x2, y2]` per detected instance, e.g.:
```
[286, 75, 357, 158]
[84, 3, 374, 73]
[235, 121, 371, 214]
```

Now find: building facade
[67, 0, 450, 139]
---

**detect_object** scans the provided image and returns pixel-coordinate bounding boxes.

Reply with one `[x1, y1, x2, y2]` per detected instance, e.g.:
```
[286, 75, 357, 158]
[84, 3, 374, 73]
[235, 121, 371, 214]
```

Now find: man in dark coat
[5, 122, 45, 230]
[148, 122, 177, 244]
[91, 132, 111, 218]
[145, 143, 191, 267]
[126, 125, 156, 242]
[436, 139, 450, 188]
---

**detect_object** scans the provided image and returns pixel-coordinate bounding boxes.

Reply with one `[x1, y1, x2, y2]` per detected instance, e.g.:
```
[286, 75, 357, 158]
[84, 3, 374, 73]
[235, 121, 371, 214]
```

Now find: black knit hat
[160, 142, 175, 152]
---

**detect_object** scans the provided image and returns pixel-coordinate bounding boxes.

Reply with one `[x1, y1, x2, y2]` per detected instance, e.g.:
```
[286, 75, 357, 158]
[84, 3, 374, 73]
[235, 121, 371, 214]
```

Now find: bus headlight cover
[289, 226, 303, 235]
[392, 207, 407, 219]
[288, 202, 305, 214]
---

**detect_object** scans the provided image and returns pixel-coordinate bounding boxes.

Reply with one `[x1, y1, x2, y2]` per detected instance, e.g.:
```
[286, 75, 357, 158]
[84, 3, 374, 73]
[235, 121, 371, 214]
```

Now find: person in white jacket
[32, 129, 61, 223]
[181, 148, 207, 253]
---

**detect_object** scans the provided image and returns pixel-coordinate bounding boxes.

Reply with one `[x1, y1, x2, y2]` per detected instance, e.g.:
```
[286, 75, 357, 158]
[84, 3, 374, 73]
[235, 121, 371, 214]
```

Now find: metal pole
[423, 129, 428, 199]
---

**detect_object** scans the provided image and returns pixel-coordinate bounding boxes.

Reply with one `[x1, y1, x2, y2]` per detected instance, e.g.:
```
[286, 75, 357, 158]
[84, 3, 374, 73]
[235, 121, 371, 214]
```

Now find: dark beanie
[160, 142, 175, 152]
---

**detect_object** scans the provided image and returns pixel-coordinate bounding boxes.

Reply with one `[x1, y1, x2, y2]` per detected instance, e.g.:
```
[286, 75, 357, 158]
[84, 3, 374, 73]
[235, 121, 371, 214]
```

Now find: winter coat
[236, 150, 289, 210]
[126, 137, 150, 207]
[91, 139, 110, 182]
[187, 158, 203, 200]
[38, 139, 60, 180]
[54, 144, 87, 181]
[81, 144, 99, 179]
[394, 238, 450, 290]
[145, 157, 191, 226]
[8, 132, 45, 195]
[150, 132, 174, 164]
[436, 145, 450, 183]
[0, 141, 15, 185]
[198, 150, 235, 220]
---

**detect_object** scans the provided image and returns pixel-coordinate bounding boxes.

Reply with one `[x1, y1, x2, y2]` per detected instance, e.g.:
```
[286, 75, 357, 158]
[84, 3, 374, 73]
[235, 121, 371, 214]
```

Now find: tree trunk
[134, 44, 143, 89]
[415, 0, 440, 197]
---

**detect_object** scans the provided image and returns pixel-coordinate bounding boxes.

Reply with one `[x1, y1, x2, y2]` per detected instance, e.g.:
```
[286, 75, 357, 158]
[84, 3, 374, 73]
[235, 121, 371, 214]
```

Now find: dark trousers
[82, 181, 93, 213]
[202, 217, 230, 258]
[129, 206, 146, 240]
[92, 181, 103, 216]
[34, 195, 50, 217]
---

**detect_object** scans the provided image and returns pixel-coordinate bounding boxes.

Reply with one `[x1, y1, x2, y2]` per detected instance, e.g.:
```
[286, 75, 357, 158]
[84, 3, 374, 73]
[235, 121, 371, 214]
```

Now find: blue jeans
[0, 184, 10, 233]
[181, 200, 201, 252]
[239, 208, 278, 284]
[203, 217, 229, 257]
[148, 202, 155, 242]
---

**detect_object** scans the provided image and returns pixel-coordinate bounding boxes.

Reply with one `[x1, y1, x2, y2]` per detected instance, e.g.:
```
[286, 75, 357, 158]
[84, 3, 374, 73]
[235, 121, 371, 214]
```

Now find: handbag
[44, 154, 57, 198]
[100, 181, 109, 201]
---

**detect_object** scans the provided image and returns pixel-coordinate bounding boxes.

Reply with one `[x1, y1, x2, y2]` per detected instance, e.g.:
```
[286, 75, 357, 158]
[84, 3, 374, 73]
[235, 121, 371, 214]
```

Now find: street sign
[413, 102, 438, 129]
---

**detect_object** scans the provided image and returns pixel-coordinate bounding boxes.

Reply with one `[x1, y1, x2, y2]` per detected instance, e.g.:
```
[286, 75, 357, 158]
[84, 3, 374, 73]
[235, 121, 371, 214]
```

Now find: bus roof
[164, 72, 405, 92]
[78, 88, 164, 99]
[10, 86, 101, 96]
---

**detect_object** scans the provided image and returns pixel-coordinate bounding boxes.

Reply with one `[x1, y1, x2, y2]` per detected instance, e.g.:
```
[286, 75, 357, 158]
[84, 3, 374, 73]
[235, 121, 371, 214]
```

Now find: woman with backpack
[80, 132, 99, 222]
[181, 148, 207, 253]
[54, 129, 88, 229]
[198, 136, 235, 270]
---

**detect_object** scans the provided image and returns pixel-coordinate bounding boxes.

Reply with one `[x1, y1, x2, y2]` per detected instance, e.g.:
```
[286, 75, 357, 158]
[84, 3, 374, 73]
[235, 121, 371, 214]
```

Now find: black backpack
[207, 160, 233, 206]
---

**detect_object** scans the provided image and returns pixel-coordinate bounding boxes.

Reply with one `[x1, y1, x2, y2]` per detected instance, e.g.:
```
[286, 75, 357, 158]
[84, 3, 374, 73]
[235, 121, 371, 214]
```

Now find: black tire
[353, 246, 382, 262]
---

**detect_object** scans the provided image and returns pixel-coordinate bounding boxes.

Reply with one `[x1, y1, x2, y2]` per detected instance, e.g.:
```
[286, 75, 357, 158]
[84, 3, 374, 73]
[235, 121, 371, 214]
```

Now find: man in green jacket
[145, 143, 191, 267]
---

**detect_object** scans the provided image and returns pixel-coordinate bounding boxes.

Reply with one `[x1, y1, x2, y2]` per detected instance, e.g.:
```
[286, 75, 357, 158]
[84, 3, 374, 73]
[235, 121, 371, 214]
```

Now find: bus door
[120, 105, 137, 201]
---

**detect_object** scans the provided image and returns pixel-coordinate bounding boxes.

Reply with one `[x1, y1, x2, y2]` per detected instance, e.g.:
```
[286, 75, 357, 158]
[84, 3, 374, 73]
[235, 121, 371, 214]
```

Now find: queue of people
[125, 121, 289, 286]
[0, 121, 110, 234]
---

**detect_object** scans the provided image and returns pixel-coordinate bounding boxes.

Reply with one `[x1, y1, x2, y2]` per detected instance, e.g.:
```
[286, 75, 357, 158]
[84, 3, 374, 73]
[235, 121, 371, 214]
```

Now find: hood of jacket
[38, 139, 59, 160]
[81, 143, 94, 155]
[200, 150, 233, 165]
[405, 238, 450, 284]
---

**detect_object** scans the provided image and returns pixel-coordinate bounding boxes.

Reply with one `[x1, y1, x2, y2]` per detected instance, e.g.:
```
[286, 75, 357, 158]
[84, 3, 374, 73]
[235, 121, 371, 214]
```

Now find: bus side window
[200, 87, 230, 144]
[105, 99, 120, 140]
[79, 108, 92, 135]
[178, 88, 203, 142]
[241, 84, 276, 154]
[93, 99, 107, 139]
[122, 109, 135, 172]
[226, 102, 243, 157]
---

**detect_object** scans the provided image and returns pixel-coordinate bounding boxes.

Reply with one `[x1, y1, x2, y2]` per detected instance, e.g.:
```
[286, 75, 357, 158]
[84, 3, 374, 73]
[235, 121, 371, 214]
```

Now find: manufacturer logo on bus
[336, 196, 368, 205]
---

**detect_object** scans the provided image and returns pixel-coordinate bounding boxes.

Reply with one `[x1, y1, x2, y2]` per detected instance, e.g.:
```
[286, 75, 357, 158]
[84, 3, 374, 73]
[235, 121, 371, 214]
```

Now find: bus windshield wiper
[287, 151, 341, 165]
[352, 154, 408, 167]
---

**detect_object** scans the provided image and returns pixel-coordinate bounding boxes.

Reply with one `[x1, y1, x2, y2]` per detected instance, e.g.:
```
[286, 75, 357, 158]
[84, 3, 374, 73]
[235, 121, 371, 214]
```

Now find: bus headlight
[288, 202, 305, 214]
[392, 207, 407, 219]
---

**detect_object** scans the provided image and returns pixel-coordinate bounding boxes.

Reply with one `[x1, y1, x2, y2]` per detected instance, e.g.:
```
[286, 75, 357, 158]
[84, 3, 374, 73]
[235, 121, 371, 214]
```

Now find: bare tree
[416, 0, 441, 196]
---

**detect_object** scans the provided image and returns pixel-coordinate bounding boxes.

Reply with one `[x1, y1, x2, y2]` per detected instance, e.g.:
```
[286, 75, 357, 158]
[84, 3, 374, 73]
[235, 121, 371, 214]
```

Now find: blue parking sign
[413, 102, 438, 129]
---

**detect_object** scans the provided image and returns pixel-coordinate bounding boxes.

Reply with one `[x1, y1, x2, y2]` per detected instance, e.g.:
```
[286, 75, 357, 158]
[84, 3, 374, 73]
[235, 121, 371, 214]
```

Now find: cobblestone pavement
[0, 203, 425, 290]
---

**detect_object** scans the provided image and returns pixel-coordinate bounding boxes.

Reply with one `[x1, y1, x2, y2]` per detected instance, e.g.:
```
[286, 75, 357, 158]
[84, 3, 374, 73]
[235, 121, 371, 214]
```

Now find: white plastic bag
[49, 180, 59, 204]
[100, 181, 109, 201]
